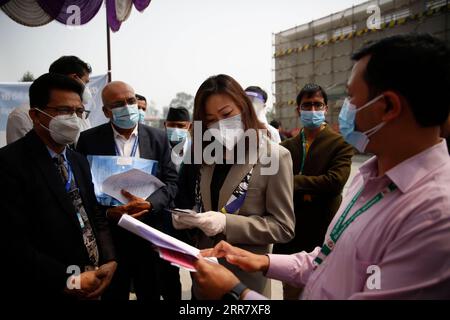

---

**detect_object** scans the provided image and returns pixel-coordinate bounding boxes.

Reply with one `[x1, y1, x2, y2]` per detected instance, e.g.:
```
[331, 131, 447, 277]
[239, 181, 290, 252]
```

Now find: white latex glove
[175, 211, 226, 237]
[172, 213, 195, 230]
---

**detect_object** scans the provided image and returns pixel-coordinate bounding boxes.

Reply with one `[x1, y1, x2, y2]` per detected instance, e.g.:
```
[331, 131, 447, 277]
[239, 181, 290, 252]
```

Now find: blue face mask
[338, 95, 385, 152]
[138, 109, 146, 123]
[111, 104, 139, 129]
[300, 111, 325, 128]
[166, 127, 188, 144]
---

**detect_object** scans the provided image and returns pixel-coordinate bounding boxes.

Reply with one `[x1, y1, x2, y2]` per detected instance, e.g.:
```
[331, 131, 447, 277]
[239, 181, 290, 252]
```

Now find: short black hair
[352, 33, 450, 127]
[296, 83, 328, 106]
[245, 86, 267, 103]
[270, 120, 281, 129]
[49, 56, 92, 78]
[29, 73, 83, 108]
[136, 94, 147, 102]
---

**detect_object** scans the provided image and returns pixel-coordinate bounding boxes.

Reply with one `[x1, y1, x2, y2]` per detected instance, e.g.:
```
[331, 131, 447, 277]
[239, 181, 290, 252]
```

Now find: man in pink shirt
[192, 33, 450, 300]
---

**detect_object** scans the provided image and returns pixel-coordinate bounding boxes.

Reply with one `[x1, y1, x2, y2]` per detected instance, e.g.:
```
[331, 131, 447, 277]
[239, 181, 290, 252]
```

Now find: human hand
[200, 241, 270, 273]
[192, 255, 240, 300]
[174, 211, 225, 236]
[106, 190, 151, 222]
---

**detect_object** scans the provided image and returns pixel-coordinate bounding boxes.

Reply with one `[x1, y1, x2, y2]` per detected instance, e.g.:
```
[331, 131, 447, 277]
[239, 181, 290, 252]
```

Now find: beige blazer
[193, 141, 295, 297]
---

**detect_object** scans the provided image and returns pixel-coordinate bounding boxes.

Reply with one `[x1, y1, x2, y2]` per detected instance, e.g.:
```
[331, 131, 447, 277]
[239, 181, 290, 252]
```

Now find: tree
[20, 71, 34, 82]
[168, 92, 194, 112]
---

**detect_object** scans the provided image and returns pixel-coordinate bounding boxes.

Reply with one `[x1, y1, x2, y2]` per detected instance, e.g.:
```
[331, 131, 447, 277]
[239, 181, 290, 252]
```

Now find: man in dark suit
[273, 83, 354, 299]
[76, 81, 179, 300]
[0, 73, 116, 300]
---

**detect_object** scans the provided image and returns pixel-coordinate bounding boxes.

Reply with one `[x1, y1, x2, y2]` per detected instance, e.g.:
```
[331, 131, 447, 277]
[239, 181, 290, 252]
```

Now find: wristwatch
[222, 282, 248, 300]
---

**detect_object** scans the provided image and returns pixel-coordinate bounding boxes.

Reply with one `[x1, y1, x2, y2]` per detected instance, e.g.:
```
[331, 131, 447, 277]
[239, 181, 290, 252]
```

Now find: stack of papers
[102, 169, 165, 204]
[118, 214, 218, 271]
[87, 155, 160, 206]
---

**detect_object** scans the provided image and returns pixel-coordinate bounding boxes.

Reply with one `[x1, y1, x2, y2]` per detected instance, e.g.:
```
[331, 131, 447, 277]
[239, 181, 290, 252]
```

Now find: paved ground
[178, 154, 371, 300]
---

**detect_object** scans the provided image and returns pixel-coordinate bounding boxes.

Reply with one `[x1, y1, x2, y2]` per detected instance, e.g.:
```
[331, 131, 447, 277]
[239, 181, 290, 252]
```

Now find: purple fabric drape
[1, 0, 52, 27]
[37, 0, 102, 25]
[106, 0, 121, 32]
[133, 0, 151, 12]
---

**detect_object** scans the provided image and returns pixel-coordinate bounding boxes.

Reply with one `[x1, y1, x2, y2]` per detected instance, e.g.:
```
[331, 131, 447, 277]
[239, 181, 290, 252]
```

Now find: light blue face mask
[338, 95, 385, 152]
[300, 111, 326, 128]
[138, 109, 146, 123]
[166, 127, 188, 144]
[111, 104, 140, 129]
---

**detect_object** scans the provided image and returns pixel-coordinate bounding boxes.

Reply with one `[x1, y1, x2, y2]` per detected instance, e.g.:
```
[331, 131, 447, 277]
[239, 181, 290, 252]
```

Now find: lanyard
[195, 165, 255, 214]
[115, 136, 139, 157]
[220, 166, 255, 214]
[65, 162, 73, 193]
[300, 129, 306, 174]
[313, 182, 397, 266]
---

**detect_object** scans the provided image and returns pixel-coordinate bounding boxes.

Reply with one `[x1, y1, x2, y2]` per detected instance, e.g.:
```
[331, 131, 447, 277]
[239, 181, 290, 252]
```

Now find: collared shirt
[171, 138, 190, 173]
[47, 146, 68, 165]
[245, 139, 450, 300]
[6, 104, 32, 144]
[111, 124, 140, 157]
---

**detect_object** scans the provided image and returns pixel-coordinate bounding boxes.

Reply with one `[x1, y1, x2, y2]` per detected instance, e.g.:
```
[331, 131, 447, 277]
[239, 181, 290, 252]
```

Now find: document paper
[118, 214, 218, 271]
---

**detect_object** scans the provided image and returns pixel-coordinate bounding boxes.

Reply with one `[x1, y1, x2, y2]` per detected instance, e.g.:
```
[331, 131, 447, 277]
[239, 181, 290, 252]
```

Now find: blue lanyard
[115, 136, 139, 157]
[65, 161, 73, 193]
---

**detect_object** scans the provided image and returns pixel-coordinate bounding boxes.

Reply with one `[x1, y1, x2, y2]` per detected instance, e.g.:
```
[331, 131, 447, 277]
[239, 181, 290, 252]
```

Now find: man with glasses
[76, 81, 178, 300]
[6, 55, 93, 145]
[0, 73, 117, 300]
[273, 83, 354, 299]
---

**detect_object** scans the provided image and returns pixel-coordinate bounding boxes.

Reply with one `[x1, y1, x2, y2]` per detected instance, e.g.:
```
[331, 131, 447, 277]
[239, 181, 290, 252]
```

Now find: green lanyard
[300, 129, 306, 174]
[313, 182, 397, 266]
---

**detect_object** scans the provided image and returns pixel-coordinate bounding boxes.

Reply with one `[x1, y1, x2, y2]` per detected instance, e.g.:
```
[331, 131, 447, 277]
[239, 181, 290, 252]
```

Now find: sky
[0, 0, 366, 113]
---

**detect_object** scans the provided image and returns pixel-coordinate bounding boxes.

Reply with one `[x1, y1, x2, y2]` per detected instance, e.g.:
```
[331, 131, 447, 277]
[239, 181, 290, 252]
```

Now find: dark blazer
[76, 123, 178, 227]
[274, 124, 354, 254]
[0, 130, 115, 299]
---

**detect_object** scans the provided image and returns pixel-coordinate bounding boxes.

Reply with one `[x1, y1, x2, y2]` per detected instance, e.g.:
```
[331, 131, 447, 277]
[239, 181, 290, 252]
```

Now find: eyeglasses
[42, 106, 88, 118]
[300, 101, 326, 111]
[104, 97, 138, 109]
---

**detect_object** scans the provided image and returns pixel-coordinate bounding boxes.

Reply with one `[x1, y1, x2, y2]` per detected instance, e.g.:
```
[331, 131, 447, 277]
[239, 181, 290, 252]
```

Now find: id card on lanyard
[115, 136, 139, 165]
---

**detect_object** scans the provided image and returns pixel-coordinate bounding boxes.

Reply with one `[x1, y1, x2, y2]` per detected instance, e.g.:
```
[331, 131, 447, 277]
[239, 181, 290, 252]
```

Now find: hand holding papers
[118, 214, 218, 272]
[88, 155, 159, 206]
[102, 169, 165, 204]
[106, 190, 151, 222]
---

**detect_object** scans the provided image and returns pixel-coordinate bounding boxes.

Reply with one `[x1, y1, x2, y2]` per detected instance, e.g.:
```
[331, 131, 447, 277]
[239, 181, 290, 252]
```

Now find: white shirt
[111, 124, 140, 157]
[6, 104, 32, 144]
[171, 138, 190, 172]
[6, 104, 91, 145]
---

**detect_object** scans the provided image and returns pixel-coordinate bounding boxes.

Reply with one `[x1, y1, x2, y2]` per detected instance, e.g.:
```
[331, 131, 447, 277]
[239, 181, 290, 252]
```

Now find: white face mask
[79, 116, 91, 132]
[36, 109, 81, 145]
[82, 85, 92, 104]
[208, 113, 244, 150]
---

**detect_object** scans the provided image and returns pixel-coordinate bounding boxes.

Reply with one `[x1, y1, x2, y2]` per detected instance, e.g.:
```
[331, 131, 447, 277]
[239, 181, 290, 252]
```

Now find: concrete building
[273, 0, 450, 131]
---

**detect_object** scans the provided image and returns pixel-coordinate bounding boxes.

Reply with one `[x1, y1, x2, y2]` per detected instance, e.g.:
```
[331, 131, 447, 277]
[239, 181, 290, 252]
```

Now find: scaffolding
[272, 0, 450, 131]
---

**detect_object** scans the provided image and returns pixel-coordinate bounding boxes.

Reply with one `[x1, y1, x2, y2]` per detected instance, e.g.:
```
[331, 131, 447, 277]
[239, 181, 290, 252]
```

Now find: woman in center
[174, 74, 295, 298]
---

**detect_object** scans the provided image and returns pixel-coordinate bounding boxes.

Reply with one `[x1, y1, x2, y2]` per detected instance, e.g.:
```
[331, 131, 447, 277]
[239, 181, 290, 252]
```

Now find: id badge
[116, 157, 133, 166]
[76, 212, 85, 229]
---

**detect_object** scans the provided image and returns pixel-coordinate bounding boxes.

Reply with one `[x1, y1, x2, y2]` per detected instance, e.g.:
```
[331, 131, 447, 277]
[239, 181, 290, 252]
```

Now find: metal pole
[106, 13, 112, 83]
